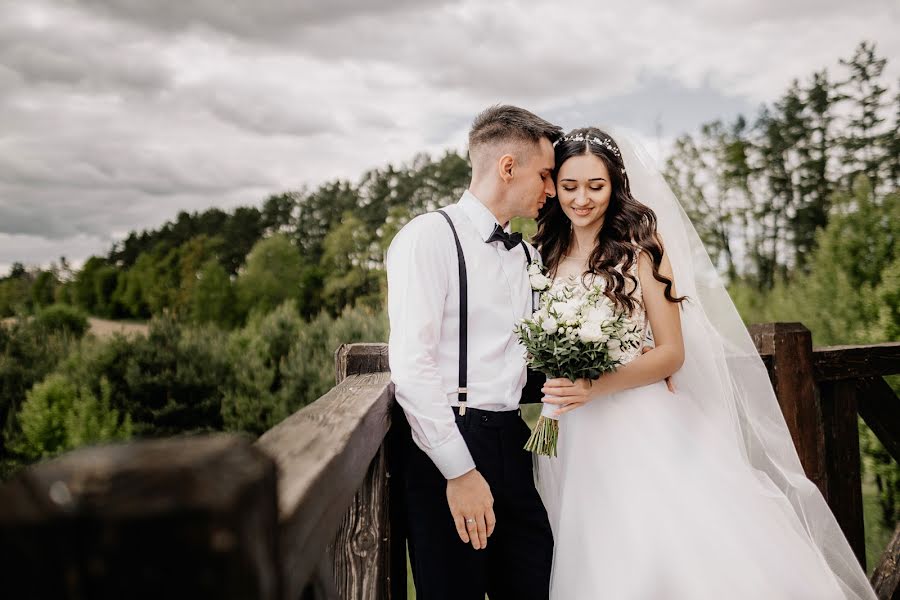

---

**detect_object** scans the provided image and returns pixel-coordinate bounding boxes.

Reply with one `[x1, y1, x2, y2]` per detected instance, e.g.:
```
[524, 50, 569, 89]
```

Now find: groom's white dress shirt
[386, 191, 538, 480]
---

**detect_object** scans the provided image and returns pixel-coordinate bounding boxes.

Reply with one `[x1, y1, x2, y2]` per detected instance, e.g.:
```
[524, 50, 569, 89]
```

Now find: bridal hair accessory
[553, 133, 622, 159]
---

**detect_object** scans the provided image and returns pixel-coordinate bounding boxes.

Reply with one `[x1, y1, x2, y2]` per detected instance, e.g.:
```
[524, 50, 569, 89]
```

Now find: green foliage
[221, 301, 304, 434]
[321, 213, 384, 313]
[30, 271, 58, 309]
[14, 374, 74, 459]
[57, 317, 230, 438]
[220, 302, 389, 434]
[0, 320, 77, 471]
[33, 304, 89, 337]
[0, 265, 33, 317]
[731, 180, 899, 527]
[190, 259, 237, 326]
[664, 41, 895, 287]
[13, 374, 131, 460]
[236, 234, 305, 319]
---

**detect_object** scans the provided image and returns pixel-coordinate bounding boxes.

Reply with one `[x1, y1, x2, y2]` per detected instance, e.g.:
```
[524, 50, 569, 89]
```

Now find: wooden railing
[0, 325, 898, 599]
[749, 323, 900, 599]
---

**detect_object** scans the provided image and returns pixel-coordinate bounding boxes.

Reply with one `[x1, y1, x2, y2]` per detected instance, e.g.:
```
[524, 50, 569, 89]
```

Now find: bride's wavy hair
[534, 127, 685, 313]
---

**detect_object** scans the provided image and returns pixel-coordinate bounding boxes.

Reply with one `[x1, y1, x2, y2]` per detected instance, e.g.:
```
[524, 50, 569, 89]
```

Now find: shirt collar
[458, 190, 509, 242]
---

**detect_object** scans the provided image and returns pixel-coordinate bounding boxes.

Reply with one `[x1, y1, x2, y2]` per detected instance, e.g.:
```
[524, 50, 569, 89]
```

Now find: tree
[320, 213, 384, 312]
[885, 82, 900, 190]
[72, 257, 107, 313]
[838, 41, 889, 192]
[190, 259, 237, 327]
[792, 70, 837, 272]
[12, 374, 132, 460]
[235, 234, 304, 318]
[292, 181, 359, 264]
[30, 271, 57, 309]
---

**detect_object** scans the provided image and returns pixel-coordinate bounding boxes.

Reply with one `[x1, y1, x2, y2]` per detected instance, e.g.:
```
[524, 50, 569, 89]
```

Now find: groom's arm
[386, 217, 476, 480]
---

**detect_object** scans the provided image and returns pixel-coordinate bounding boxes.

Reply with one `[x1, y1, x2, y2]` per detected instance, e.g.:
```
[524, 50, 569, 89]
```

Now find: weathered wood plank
[255, 371, 393, 600]
[0, 434, 279, 600]
[819, 379, 866, 569]
[331, 342, 399, 600]
[871, 522, 900, 600]
[858, 377, 900, 464]
[336, 343, 390, 384]
[749, 322, 828, 497]
[812, 342, 900, 382]
[331, 445, 391, 599]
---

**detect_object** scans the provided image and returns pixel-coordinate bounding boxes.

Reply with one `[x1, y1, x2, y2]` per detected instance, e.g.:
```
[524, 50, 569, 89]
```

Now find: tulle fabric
[533, 129, 876, 599]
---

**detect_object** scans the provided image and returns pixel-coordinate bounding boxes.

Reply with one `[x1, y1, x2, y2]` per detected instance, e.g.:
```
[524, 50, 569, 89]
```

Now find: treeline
[665, 42, 899, 287]
[0, 152, 471, 322]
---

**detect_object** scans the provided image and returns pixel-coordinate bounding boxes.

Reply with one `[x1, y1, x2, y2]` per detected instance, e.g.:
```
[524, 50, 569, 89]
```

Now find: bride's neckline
[561, 254, 591, 261]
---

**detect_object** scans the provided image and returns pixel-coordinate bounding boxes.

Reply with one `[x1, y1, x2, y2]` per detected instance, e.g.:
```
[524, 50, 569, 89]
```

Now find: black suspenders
[436, 209, 534, 416]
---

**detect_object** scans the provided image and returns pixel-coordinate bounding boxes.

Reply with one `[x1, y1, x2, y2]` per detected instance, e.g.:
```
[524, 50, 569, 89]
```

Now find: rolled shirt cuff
[425, 433, 476, 480]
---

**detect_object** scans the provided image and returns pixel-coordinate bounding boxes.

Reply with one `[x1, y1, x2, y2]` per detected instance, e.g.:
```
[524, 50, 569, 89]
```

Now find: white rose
[585, 304, 614, 323]
[530, 272, 551, 291]
[542, 316, 558, 334]
[578, 321, 604, 343]
[527, 262, 542, 276]
[608, 347, 624, 362]
[552, 301, 579, 322]
[607, 339, 621, 349]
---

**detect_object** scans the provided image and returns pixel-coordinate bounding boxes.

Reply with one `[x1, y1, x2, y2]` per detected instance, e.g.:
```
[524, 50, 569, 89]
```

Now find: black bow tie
[486, 224, 523, 250]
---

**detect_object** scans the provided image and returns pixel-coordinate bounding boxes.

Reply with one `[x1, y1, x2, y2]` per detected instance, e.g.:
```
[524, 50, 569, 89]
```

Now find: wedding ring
[466, 518, 476, 525]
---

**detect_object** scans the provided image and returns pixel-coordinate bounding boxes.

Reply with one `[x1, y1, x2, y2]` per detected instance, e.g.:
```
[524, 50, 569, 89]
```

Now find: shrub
[33, 304, 89, 337]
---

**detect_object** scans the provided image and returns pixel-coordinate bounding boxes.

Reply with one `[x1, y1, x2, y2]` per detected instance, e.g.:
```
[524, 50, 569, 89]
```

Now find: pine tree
[838, 42, 889, 192]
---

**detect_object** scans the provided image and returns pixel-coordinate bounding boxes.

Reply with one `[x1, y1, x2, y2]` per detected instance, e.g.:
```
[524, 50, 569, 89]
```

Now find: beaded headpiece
[553, 133, 622, 159]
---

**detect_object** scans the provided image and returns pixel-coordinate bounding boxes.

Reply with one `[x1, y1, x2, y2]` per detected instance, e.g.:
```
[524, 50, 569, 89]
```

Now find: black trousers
[403, 406, 553, 600]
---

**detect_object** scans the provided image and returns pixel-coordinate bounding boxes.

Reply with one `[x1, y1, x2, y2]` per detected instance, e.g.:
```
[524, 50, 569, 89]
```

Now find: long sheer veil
[558, 127, 874, 599]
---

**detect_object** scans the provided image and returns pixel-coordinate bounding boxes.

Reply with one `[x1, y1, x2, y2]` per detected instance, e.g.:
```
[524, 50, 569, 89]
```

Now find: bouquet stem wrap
[524, 402, 560, 457]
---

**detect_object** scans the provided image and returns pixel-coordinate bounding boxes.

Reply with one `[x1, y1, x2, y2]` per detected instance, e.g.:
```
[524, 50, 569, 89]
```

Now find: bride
[531, 128, 877, 599]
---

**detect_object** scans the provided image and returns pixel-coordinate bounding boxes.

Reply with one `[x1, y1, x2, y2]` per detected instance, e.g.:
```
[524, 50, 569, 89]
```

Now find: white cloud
[0, 0, 897, 273]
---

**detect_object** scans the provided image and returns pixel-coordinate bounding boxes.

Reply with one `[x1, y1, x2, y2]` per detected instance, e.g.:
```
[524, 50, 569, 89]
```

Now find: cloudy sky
[1, 0, 898, 274]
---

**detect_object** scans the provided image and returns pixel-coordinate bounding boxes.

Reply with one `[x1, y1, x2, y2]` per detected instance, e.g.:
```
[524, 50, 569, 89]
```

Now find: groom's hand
[447, 469, 495, 550]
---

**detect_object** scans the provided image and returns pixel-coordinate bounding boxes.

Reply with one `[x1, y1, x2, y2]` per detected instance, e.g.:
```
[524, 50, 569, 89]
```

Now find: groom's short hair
[468, 105, 562, 173]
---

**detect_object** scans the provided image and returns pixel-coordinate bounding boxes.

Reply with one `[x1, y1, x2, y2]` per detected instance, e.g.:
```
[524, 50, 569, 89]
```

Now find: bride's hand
[541, 377, 595, 416]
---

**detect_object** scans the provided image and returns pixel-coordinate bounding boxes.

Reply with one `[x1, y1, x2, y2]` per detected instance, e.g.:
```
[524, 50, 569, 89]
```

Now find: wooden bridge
[1, 323, 899, 599]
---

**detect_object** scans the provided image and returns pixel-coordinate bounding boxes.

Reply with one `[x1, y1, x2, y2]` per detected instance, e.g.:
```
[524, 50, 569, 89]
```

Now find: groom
[386, 105, 560, 600]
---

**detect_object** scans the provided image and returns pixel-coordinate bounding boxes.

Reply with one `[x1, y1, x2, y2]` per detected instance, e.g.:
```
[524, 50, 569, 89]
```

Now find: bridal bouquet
[515, 266, 643, 457]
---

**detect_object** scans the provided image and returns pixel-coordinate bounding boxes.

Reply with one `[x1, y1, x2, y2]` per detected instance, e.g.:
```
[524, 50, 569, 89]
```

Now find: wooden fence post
[0, 434, 279, 600]
[749, 323, 828, 496]
[331, 343, 405, 600]
[750, 322, 867, 568]
[819, 379, 866, 569]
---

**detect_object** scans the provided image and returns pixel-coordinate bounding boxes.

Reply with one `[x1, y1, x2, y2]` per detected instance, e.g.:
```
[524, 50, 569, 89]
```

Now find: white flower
[552, 300, 579, 322]
[585, 304, 614, 323]
[542, 316, 558, 334]
[530, 272, 551, 291]
[607, 338, 621, 349]
[578, 321, 605, 343]
[608, 347, 624, 362]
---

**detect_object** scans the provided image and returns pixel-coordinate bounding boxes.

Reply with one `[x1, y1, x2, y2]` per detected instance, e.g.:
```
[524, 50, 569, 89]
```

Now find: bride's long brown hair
[534, 127, 685, 314]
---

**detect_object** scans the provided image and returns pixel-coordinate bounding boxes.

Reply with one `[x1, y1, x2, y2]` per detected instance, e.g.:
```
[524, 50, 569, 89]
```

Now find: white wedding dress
[534, 256, 856, 599]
